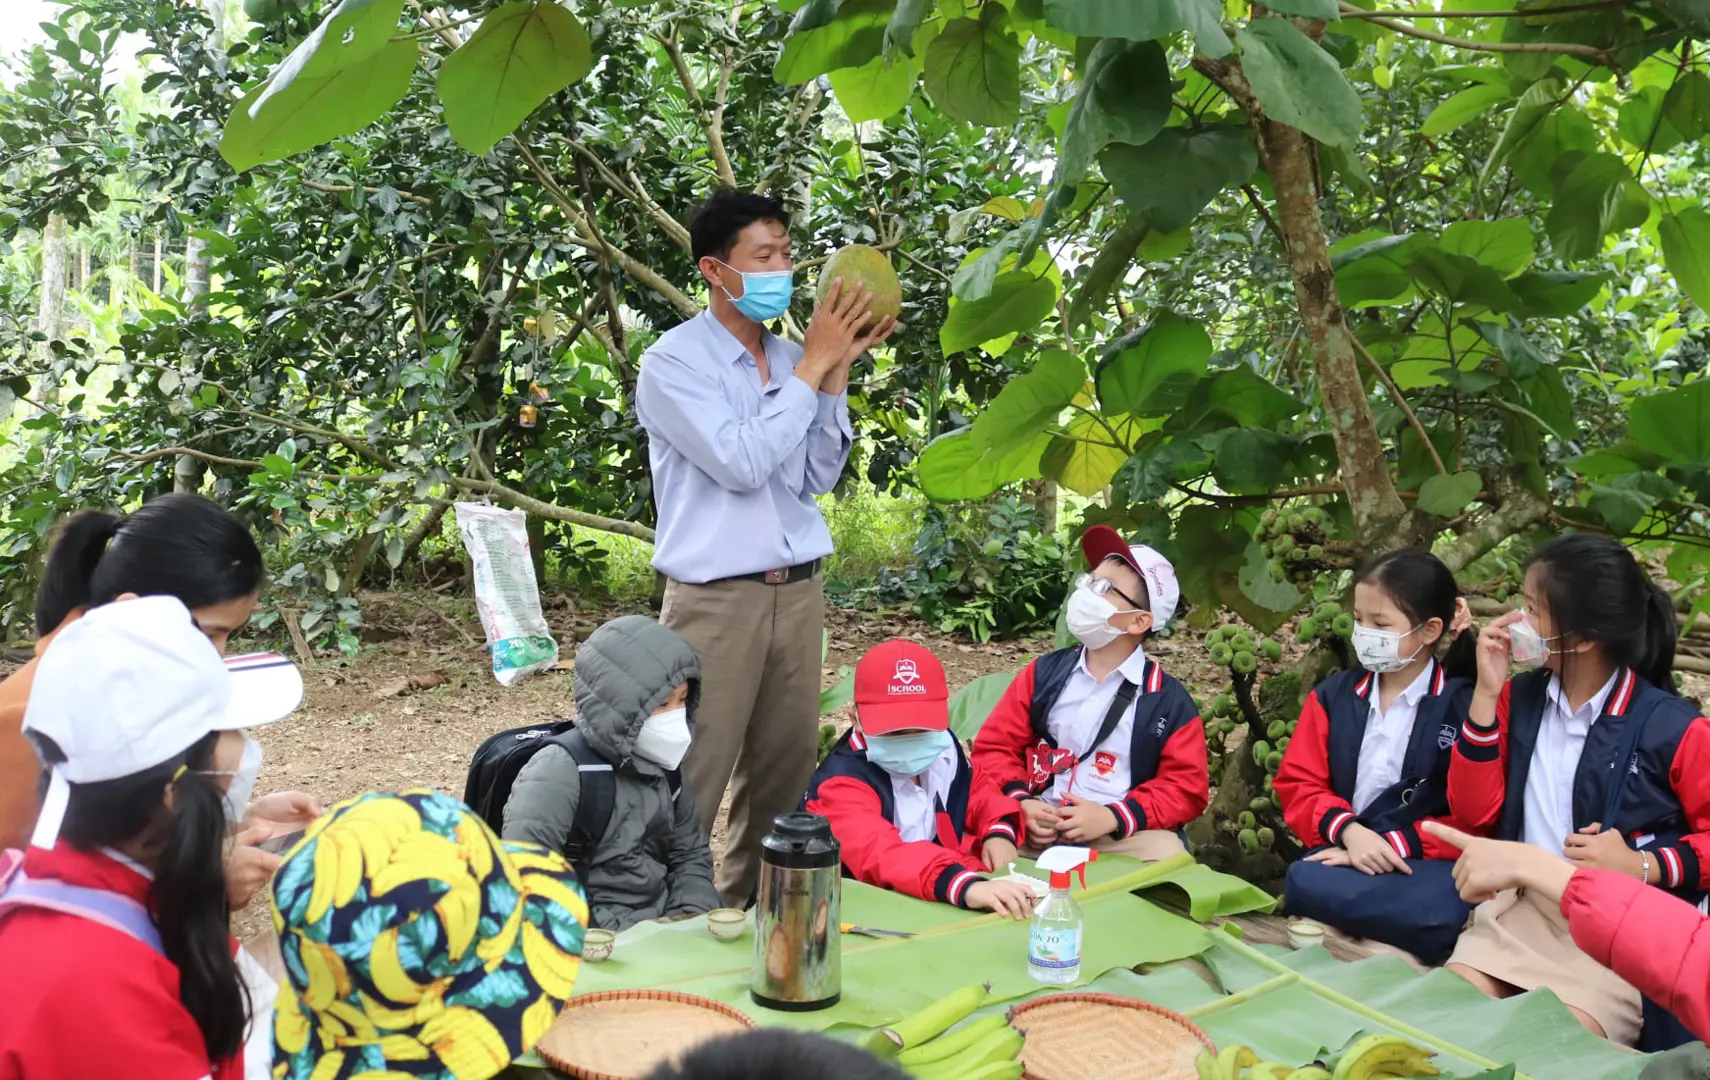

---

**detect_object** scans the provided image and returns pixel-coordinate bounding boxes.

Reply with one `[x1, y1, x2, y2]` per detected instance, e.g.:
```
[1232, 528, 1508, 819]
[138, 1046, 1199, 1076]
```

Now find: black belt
[725, 559, 819, 585]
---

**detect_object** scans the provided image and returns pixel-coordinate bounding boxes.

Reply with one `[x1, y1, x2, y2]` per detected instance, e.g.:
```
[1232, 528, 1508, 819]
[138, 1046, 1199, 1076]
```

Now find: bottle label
[1028, 926, 1081, 969]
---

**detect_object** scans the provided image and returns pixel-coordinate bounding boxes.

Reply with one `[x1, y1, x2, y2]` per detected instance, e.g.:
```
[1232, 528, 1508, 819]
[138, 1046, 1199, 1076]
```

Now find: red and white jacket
[970, 648, 1208, 840]
[802, 730, 1024, 907]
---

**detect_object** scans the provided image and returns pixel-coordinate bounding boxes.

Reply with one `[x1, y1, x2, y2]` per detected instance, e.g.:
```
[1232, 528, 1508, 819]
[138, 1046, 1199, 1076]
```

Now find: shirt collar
[699, 309, 774, 370]
[1075, 643, 1149, 684]
[1393, 660, 1435, 708]
[1546, 668, 1622, 729]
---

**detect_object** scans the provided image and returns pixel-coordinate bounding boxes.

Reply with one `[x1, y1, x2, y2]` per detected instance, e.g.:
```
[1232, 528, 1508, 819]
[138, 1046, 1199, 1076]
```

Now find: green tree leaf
[1422, 84, 1511, 136]
[1236, 19, 1365, 148]
[1616, 86, 1686, 155]
[1589, 472, 1676, 536]
[949, 670, 1021, 741]
[1662, 68, 1710, 141]
[1332, 233, 1430, 308]
[1237, 541, 1303, 614]
[1508, 270, 1610, 317]
[1481, 78, 1562, 186]
[1208, 427, 1300, 491]
[968, 349, 1088, 454]
[1417, 470, 1482, 517]
[884, 0, 931, 56]
[923, 8, 1022, 126]
[940, 270, 1059, 355]
[1471, 321, 1550, 379]
[1653, 0, 1710, 34]
[1041, 412, 1150, 495]
[1096, 313, 1212, 415]
[1260, 0, 1340, 19]
[1439, 218, 1534, 278]
[917, 427, 1050, 501]
[1659, 208, 1710, 314]
[1406, 249, 1519, 312]
[1629, 381, 1710, 464]
[219, 0, 416, 171]
[1545, 152, 1640, 261]
[1100, 125, 1257, 234]
[774, 0, 891, 85]
[435, 2, 591, 155]
[828, 51, 920, 122]
[1056, 39, 1172, 185]
[1042, 0, 1232, 57]
[1168, 368, 1308, 434]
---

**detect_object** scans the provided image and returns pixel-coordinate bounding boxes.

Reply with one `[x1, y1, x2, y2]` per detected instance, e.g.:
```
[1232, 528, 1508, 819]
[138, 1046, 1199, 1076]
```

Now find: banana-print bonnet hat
[270, 788, 588, 1080]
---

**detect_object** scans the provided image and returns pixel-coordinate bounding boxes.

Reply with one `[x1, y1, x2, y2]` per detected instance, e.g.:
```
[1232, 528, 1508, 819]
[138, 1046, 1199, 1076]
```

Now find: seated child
[271, 789, 588, 1079]
[972, 526, 1208, 861]
[503, 615, 720, 931]
[804, 640, 1038, 918]
[1272, 548, 1478, 964]
[643, 1029, 908, 1080]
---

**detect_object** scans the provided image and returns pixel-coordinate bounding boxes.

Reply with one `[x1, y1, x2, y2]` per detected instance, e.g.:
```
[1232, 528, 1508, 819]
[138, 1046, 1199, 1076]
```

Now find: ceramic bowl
[707, 908, 747, 942]
[1287, 918, 1326, 950]
[583, 928, 617, 962]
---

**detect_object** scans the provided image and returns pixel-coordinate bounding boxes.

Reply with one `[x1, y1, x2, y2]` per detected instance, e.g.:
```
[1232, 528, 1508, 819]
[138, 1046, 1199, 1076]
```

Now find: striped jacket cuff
[934, 866, 984, 909]
[1321, 808, 1356, 847]
[982, 819, 1019, 845]
[1382, 824, 1422, 861]
[1456, 721, 1502, 762]
[1003, 782, 1033, 800]
[1106, 797, 1147, 840]
[1655, 845, 1698, 891]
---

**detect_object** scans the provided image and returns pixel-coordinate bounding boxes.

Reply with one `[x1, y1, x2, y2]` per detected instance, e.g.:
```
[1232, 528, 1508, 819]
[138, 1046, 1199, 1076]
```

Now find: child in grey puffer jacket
[502, 615, 720, 931]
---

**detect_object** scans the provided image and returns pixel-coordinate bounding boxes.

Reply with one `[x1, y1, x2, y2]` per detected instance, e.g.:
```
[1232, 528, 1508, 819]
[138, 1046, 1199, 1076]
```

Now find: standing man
[635, 189, 896, 906]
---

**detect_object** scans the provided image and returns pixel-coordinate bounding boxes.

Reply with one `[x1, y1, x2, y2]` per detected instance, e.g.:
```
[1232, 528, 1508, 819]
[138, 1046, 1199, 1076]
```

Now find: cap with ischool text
[1080, 524, 1180, 628]
[22, 595, 303, 848]
[853, 639, 949, 736]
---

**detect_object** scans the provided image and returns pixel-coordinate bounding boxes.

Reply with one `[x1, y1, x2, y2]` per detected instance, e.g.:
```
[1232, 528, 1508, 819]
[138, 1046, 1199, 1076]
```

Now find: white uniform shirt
[891, 742, 961, 843]
[1351, 663, 1435, 814]
[1046, 647, 1150, 806]
[1522, 670, 1620, 855]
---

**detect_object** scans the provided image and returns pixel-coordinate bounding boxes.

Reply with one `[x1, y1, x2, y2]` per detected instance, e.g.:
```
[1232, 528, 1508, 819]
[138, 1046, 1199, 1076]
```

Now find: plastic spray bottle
[1028, 846, 1097, 985]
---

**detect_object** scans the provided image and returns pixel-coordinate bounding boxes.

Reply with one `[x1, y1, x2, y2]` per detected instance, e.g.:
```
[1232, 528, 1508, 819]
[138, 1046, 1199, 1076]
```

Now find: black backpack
[462, 720, 681, 883]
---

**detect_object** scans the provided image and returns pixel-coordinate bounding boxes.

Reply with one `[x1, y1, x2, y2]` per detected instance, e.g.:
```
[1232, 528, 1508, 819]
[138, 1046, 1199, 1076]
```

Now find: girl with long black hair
[1273, 547, 1479, 962]
[1445, 534, 1710, 1047]
[0, 597, 301, 1079]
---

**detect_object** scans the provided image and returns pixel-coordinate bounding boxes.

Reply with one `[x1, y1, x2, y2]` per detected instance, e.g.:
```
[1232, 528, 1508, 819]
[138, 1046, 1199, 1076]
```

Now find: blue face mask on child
[865, 729, 953, 778]
[716, 260, 794, 322]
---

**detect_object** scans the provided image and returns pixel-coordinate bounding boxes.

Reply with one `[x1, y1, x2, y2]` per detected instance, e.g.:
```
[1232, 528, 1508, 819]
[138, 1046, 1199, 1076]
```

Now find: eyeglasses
[1074, 573, 1143, 612]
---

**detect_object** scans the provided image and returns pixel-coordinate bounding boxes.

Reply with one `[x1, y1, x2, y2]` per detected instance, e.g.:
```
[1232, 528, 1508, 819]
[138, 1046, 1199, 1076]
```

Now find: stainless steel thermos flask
[750, 812, 841, 1011]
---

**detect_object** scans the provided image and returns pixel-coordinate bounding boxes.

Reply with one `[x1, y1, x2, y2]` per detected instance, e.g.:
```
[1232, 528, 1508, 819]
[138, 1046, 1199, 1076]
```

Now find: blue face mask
[864, 729, 953, 778]
[716, 260, 794, 322]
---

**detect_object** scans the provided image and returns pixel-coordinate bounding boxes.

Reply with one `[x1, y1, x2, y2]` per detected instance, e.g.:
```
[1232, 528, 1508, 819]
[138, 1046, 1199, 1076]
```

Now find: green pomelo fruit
[817, 244, 901, 328]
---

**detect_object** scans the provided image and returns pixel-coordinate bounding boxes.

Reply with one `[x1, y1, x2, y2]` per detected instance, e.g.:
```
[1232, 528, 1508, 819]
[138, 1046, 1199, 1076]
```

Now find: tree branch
[656, 32, 738, 188]
[557, 135, 693, 253]
[405, 0, 464, 49]
[1438, 485, 1550, 573]
[1341, 1, 1630, 18]
[1241, 184, 1285, 248]
[451, 478, 655, 540]
[1349, 332, 1446, 476]
[300, 180, 434, 207]
[1339, 2, 1613, 59]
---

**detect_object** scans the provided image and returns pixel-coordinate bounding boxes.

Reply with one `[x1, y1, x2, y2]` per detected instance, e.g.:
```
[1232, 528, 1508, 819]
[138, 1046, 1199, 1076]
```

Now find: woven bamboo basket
[536, 990, 758, 1080]
[1006, 994, 1214, 1080]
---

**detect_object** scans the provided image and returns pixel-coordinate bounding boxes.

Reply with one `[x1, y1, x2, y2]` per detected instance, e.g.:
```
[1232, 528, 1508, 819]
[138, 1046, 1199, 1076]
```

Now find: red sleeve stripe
[1325, 809, 1355, 845]
[1147, 662, 1163, 694]
[1003, 782, 1032, 799]
[849, 729, 868, 751]
[1109, 799, 1140, 837]
[1355, 673, 1374, 699]
[1461, 722, 1501, 746]
[1386, 830, 1411, 859]
[1660, 846, 1684, 889]
[985, 821, 1017, 842]
[1431, 662, 1445, 695]
[946, 870, 981, 906]
[1609, 669, 1637, 716]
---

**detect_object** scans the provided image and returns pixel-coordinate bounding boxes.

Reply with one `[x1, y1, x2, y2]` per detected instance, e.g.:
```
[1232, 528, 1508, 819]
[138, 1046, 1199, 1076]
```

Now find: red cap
[854, 639, 949, 736]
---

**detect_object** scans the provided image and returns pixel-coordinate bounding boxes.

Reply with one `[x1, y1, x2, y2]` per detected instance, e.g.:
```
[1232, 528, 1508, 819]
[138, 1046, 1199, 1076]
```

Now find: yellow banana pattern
[270, 789, 588, 1080]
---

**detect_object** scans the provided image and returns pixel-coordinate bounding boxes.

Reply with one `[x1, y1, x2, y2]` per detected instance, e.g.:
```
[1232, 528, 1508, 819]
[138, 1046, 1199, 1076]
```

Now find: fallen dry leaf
[374, 669, 451, 700]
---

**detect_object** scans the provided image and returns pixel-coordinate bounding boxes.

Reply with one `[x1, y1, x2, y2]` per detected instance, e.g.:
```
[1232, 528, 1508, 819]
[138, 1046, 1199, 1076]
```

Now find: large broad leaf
[1207, 427, 1300, 491]
[1509, 108, 1598, 197]
[1096, 313, 1212, 416]
[1041, 0, 1232, 57]
[1236, 19, 1364, 148]
[953, 231, 1060, 303]
[884, 0, 931, 56]
[1629, 381, 1710, 465]
[828, 51, 921, 122]
[1041, 412, 1153, 496]
[1067, 215, 1151, 330]
[923, 7, 1021, 126]
[435, 2, 591, 155]
[968, 349, 1088, 454]
[1332, 233, 1430, 308]
[1422, 83, 1511, 136]
[1481, 78, 1562, 185]
[917, 427, 1050, 502]
[940, 270, 1058, 355]
[1545, 152, 1644, 261]
[1100, 125, 1257, 234]
[219, 0, 416, 171]
[1439, 219, 1534, 278]
[1509, 269, 1610, 317]
[1056, 39, 1171, 185]
[1169, 367, 1307, 435]
[1653, 0, 1710, 33]
[1662, 68, 1710, 141]
[949, 670, 1021, 742]
[1616, 85, 1687, 155]
[774, 0, 891, 85]
[1237, 541, 1303, 614]
[1659, 208, 1710, 314]
[1471, 321, 1550, 379]
[1262, 0, 1340, 18]
[1417, 470, 1482, 518]
[1589, 472, 1677, 536]
[1406, 249, 1519, 312]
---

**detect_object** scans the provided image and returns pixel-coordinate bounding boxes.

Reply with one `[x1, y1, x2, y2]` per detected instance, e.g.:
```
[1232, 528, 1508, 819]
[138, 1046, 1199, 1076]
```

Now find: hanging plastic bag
[454, 502, 558, 685]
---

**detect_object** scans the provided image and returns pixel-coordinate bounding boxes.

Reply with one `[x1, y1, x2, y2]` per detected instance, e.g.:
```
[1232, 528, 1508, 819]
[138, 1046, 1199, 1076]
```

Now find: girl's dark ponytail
[1439, 622, 1479, 684]
[1639, 581, 1680, 693]
[34, 510, 124, 635]
[49, 732, 248, 1062]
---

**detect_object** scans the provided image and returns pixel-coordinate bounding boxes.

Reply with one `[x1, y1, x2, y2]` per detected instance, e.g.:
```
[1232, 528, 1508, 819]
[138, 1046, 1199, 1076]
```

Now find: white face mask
[1066, 586, 1133, 651]
[633, 706, 692, 770]
[1351, 622, 1424, 674]
[1509, 617, 1560, 668]
[217, 736, 263, 824]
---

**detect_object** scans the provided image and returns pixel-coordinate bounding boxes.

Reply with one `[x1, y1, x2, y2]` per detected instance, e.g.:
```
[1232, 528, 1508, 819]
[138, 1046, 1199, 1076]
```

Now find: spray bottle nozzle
[1035, 845, 1097, 891]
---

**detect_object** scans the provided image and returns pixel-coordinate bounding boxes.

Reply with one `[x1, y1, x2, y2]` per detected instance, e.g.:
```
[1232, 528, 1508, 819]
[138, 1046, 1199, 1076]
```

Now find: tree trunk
[35, 213, 68, 399]
[152, 235, 163, 294]
[399, 500, 450, 567]
[175, 234, 213, 493]
[1028, 478, 1058, 536]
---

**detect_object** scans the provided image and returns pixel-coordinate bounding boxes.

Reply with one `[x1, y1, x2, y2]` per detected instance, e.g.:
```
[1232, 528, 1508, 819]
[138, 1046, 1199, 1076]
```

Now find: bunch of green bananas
[817, 722, 841, 764]
[1196, 1035, 1444, 1080]
[860, 984, 1025, 1080]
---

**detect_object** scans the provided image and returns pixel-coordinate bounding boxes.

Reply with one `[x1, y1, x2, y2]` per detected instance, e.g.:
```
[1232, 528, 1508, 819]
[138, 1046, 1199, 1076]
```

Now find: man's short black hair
[688, 188, 791, 263]
[641, 1029, 908, 1080]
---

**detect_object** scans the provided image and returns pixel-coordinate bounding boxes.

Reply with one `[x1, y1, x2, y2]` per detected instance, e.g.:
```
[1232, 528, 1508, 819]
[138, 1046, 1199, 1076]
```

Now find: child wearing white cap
[0, 595, 303, 1080]
[972, 525, 1210, 863]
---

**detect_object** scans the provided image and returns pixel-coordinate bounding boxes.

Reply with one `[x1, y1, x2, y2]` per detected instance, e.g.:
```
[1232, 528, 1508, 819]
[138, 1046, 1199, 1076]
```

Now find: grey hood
[571, 615, 700, 768]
